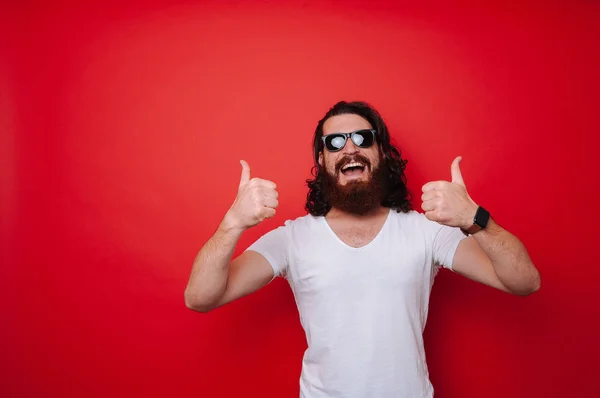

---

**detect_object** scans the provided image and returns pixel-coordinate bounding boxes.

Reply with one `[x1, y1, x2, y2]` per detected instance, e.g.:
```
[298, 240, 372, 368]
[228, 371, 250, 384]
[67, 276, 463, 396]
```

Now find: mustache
[335, 154, 372, 173]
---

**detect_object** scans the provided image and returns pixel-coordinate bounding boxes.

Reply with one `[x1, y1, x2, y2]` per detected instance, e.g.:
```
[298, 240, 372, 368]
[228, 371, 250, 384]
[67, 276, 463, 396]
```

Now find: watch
[462, 206, 490, 235]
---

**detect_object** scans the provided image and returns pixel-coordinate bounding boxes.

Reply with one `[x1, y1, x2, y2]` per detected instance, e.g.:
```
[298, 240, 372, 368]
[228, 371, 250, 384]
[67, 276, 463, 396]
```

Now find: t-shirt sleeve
[431, 223, 468, 271]
[245, 223, 290, 279]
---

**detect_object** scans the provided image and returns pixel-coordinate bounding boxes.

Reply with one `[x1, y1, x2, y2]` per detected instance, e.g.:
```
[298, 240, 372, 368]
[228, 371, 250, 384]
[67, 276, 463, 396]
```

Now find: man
[184, 101, 541, 397]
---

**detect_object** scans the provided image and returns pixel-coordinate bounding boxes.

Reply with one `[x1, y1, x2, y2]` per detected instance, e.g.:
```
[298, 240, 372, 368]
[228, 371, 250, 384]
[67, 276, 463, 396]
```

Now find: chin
[339, 175, 370, 186]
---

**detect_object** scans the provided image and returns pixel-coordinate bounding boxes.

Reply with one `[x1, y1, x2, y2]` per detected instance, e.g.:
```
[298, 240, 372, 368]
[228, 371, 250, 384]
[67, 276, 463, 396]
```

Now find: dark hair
[305, 101, 412, 216]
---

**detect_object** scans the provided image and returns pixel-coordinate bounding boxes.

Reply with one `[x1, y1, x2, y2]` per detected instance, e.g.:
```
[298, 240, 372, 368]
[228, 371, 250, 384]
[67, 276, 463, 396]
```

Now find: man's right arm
[184, 220, 275, 312]
[184, 160, 279, 313]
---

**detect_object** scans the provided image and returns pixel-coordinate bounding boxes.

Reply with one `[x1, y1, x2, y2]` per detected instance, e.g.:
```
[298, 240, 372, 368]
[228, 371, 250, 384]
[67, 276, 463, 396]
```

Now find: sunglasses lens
[353, 130, 374, 148]
[326, 135, 346, 151]
[324, 130, 374, 151]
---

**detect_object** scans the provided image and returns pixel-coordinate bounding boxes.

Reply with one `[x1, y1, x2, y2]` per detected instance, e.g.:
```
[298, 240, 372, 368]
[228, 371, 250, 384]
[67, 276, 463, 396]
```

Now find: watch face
[475, 207, 490, 228]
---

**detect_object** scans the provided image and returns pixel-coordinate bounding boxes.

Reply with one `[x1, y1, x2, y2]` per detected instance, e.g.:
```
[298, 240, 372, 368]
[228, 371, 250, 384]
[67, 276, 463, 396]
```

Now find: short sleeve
[432, 224, 468, 271]
[245, 224, 290, 279]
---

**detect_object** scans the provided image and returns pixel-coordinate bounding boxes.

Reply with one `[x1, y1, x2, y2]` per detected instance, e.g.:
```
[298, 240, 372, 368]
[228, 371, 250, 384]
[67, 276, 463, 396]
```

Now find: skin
[317, 114, 390, 246]
[184, 160, 278, 312]
[422, 156, 541, 295]
[318, 113, 381, 188]
[184, 114, 540, 313]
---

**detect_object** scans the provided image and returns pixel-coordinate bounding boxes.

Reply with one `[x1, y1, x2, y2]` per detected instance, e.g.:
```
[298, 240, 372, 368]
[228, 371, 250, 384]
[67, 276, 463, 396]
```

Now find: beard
[321, 153, 390, 216]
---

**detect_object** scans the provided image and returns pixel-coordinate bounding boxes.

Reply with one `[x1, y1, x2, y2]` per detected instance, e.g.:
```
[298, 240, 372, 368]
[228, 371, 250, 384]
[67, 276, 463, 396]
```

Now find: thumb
[239, 160, 251, 188]
[451, 156, 465, 187]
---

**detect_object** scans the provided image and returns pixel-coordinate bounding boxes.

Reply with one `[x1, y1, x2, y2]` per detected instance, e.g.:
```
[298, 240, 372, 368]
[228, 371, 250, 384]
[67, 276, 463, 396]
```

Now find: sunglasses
[321, 129, 377, 152]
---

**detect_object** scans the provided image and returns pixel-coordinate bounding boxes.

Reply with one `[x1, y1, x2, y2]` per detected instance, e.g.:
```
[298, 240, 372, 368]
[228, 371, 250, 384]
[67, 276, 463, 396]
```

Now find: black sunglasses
[321, 129, 376, 152]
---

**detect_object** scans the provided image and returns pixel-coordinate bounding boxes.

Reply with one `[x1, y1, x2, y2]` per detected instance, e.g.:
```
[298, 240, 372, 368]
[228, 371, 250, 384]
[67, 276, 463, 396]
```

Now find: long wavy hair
[305, 101, 412, 216]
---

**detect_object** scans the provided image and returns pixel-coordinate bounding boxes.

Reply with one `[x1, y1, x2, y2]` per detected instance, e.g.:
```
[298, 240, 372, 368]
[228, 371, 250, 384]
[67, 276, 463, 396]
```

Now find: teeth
[342, 162, 365, 170]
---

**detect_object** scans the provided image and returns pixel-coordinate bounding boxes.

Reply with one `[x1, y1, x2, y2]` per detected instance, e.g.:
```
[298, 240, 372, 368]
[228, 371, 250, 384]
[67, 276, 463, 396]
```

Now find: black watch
[462, 206, 490, 235]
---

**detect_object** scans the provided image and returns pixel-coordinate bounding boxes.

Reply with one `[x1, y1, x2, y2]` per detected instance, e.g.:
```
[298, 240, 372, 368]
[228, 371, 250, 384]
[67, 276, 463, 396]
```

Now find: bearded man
[184, 101, 541, 398]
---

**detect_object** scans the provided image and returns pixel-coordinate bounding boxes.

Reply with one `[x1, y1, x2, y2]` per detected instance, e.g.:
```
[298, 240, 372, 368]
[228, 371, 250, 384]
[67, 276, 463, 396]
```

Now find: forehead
[323, 114, 372, 135]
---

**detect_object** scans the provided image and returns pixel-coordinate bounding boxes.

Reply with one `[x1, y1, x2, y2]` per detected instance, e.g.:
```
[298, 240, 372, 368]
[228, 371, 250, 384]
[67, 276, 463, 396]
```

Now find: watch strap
[462, 206, 490, 235]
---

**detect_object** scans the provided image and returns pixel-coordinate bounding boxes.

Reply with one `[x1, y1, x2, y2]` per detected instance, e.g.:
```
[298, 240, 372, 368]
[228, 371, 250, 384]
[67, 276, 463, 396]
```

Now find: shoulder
[288, 213, 321, 229]
[276, 213, 322, 234]
[248, 214, 321, 249]
[389, 209, 431, 224]
[247, 214, 318, 250]
[388, 209, 441, 234]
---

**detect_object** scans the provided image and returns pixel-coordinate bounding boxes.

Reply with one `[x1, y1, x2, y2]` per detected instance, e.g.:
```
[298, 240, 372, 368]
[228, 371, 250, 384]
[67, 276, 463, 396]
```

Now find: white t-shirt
[246, 209, 467, 398]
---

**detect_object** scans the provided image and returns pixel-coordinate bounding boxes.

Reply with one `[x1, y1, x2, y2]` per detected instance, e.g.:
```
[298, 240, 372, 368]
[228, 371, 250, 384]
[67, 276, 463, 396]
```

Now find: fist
[225, 160, 279, 230]
[421, 156, 478, 229]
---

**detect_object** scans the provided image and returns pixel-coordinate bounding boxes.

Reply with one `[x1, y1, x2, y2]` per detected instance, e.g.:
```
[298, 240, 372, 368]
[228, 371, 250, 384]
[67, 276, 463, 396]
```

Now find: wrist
[462, 202, 479, 230]
[220, 212, 247, 235]
[461, 204, 491, 235]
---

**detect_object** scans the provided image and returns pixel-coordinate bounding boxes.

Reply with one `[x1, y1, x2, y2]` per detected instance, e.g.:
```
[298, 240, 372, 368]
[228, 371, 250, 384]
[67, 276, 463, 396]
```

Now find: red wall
[2, 1, 599, 397]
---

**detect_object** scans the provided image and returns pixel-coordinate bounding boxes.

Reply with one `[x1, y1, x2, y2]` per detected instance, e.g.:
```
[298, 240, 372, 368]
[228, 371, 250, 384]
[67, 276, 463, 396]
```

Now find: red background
[2, 1, 599, 397]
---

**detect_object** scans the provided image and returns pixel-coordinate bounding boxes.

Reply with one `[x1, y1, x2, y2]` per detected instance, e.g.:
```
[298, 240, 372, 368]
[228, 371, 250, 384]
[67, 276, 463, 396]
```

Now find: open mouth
[340, 161, 366, 177]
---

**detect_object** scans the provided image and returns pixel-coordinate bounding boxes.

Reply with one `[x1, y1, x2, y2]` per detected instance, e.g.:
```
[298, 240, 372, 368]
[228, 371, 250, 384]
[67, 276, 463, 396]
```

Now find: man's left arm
[422, 156, 541, 296]
[453, 219, 540, 295]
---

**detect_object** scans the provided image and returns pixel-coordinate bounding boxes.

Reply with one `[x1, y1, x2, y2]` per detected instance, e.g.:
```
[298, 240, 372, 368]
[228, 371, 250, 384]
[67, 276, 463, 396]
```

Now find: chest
[332, 224, 383, 248]
[287, 225, 432, 296]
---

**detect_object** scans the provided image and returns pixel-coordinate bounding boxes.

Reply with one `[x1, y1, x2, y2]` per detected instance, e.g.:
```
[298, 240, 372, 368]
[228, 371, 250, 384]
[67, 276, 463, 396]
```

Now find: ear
[318, 151, 324, 167]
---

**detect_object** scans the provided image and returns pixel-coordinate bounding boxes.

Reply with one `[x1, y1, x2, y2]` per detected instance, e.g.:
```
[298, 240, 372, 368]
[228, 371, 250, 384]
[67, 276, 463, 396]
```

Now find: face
[318, 114, 381, 185]
[318, 114, 388, 215]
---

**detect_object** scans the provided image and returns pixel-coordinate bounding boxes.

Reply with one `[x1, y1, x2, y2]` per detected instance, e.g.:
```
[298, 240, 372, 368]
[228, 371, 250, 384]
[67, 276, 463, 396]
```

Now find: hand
[421, 156, 479, 229]
[224, 160, 279, 230]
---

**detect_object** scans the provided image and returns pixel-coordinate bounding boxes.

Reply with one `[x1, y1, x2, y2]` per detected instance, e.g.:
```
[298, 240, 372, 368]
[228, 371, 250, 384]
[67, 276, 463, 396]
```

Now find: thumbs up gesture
[225, 160, 279, 231]
[421, 156, 479, 229]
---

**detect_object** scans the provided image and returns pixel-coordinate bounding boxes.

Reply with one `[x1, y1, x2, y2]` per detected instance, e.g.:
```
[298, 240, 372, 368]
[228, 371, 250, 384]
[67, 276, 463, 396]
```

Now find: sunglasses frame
[321, 129, 377, 152]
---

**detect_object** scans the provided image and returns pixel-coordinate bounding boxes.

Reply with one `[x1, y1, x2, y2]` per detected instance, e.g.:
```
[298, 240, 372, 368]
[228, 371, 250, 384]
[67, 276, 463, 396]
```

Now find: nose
[342, 137, 360, 154]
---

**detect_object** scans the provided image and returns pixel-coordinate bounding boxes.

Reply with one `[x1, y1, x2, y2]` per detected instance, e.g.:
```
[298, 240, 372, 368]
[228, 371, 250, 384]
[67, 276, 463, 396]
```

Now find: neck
[326, 206, 388, 220]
